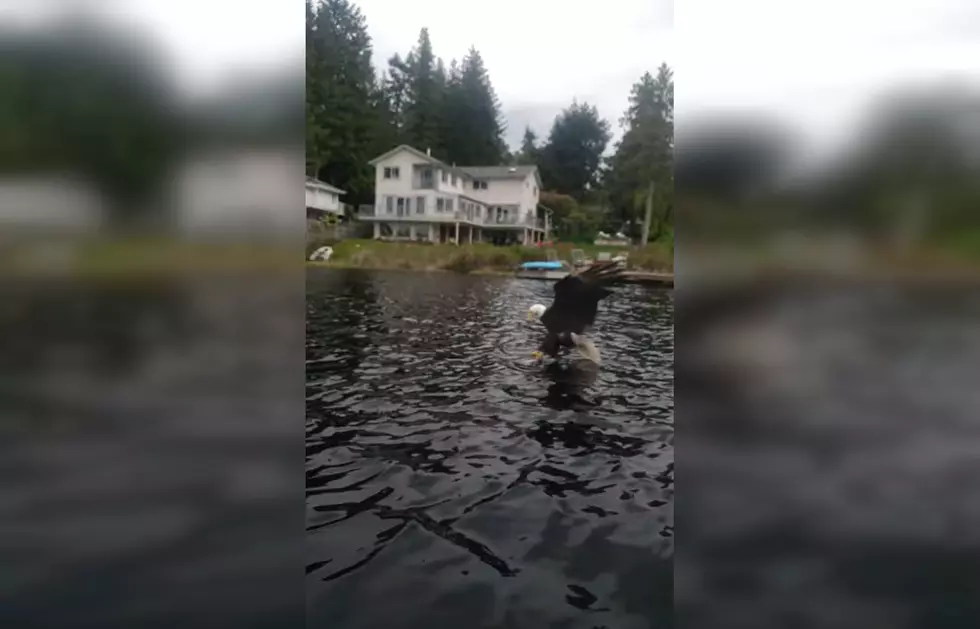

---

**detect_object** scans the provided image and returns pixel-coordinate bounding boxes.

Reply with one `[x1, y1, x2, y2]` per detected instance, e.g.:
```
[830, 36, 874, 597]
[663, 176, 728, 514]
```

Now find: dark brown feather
[539, 261, 626, 335]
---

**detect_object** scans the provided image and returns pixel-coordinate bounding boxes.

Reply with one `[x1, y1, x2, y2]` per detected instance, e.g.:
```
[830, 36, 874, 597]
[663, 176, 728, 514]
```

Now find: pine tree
[516, 126, 539, 165]
[538, 101, 611, 199]
[442, 47, 506, 165]
[306, 0, 380, 204]
[606, 63, 674, 238]
[382, 55, 411, 142]
[402, 28, 445, 156]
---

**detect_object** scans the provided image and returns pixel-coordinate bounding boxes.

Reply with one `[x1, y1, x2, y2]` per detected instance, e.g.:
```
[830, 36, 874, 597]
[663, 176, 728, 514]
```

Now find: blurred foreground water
[0, 275, 305, 628]
[677, 273, 980, 629]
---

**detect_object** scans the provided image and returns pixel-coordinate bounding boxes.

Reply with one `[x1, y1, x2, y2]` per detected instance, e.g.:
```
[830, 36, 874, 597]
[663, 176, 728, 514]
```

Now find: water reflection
[541, 358, 600, 411]
[306, 268, 673, 629]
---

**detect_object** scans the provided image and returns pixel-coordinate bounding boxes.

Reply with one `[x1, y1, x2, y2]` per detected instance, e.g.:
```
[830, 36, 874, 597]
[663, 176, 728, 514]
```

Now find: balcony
[412, 166, 437, 190]
[484, 214, 543, 229]
[358, 204, 547, 230]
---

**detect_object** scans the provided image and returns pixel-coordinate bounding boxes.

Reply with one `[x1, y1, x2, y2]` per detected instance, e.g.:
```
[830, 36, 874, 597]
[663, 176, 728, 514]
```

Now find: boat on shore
[515, 260, 570, 280]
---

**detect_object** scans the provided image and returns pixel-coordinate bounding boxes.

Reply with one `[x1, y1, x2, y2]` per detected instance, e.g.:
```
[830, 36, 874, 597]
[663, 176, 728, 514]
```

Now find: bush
[443, 251, 479, 273]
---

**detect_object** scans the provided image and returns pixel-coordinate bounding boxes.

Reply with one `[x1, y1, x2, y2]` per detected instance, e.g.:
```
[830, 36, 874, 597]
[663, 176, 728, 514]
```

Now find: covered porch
[483, 226, 547, 246]
[372, 221, 484, 244]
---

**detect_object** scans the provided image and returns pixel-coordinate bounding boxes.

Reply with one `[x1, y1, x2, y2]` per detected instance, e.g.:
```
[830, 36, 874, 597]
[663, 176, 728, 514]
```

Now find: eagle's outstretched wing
[539, 260, 626, 338]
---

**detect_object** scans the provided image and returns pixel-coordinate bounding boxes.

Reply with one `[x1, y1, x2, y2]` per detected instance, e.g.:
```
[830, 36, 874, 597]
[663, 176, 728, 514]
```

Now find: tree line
[306, 0, 674, 243]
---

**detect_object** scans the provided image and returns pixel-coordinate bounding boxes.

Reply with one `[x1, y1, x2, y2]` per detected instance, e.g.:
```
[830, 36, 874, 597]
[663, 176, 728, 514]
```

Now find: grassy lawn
[309, 238, 674, 273]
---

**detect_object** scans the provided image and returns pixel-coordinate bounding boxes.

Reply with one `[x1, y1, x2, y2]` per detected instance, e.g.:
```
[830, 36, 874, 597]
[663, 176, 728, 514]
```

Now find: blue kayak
[520, 261, 564, 270]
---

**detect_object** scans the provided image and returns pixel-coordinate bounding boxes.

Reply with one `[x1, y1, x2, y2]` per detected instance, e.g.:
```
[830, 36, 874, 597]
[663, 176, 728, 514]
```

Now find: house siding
[365, 146, 546, 243]
[374, 150, 424, 199]
[305, 184, 342, 212]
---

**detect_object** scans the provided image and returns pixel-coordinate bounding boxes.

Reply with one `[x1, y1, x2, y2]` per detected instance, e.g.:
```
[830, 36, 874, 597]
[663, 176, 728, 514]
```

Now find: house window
[421, 168, 433, 185]
[436, 198, 444, 211]
[385, 196, 394, 213]
[451, 175, 457, 186]
[441, 171, 448, 183]
[416, 196, 425, 213]
[446, 198, 454, 212]
[475, 206, 481, 218]
[384, 166, 400, 179]
[396, 197, 405, 214]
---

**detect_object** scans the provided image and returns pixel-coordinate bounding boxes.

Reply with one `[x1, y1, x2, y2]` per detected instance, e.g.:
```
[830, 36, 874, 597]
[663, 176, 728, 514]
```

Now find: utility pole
[640, 182, 654, 246]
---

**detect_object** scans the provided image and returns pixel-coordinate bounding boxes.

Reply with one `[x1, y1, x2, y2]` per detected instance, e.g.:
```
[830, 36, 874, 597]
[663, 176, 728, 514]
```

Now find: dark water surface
[306, 269, 674, 629]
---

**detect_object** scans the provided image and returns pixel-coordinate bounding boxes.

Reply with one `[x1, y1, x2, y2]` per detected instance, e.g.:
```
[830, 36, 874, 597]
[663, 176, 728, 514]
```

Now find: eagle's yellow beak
[527, 311, 534, 321]
[531, 350, 544, 360]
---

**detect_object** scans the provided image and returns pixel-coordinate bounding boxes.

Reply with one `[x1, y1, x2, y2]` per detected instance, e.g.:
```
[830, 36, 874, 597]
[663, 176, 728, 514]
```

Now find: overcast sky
[357, 0, 674, 151]
[7, 0, 979, 160]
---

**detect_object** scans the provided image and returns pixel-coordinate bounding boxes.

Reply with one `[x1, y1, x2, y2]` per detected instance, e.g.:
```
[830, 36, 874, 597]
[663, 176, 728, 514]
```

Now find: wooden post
[469, 226, 473, 243]
[454, 221, 459, 244]
[640, 182, 654, 246]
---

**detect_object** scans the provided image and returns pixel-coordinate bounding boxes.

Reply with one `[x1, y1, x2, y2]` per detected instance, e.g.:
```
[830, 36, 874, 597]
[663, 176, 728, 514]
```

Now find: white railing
[358, 204, 547, 230]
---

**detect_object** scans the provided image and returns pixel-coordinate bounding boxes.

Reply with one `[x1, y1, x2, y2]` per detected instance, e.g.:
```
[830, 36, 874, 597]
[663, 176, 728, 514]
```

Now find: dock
[621, 271, 674, 287]
[514, 268, 674, 287]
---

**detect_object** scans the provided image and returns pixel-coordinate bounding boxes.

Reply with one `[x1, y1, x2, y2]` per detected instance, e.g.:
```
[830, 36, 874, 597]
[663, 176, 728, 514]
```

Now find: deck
[620, 271, 674, 287]
[514, 268, 674, 286]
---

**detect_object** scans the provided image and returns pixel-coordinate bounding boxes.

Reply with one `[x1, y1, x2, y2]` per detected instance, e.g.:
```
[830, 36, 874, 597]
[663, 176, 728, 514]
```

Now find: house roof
[306, 177, 345, 195]
[368, 144, 469, 178]
[368, 145, 542, 184]
[459, 165, 535, 179]
[461, 165, 543, 188]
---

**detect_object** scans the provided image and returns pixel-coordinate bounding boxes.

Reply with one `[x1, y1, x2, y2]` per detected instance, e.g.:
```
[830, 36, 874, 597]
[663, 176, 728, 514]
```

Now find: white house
[359, 144, 551, 245]
[305, 177, 345, 218]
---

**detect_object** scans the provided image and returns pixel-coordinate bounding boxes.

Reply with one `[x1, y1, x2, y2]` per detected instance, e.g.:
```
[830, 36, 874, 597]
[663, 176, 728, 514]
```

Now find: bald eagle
[527, 260, 626, 361]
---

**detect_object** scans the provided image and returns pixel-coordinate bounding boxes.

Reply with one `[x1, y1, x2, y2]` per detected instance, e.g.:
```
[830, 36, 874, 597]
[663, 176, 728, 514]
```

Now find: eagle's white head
[527, 304, 547, 321]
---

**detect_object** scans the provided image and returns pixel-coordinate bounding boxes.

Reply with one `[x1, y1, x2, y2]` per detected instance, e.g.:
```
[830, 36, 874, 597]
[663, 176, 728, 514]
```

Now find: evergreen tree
[538, 101, 611, 200]
[606, 63, 674, 239]
[306, 0, 380, 204]
[442, 47, 506, 165]
[382, 54, 412, 142]
[516, 126, 539, 165]
[402, 28, 445, 156]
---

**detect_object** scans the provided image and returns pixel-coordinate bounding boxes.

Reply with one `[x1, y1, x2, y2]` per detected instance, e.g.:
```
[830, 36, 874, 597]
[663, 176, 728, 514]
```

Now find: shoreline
[306, 238, 675, 278]
[306, 261, 676, 285]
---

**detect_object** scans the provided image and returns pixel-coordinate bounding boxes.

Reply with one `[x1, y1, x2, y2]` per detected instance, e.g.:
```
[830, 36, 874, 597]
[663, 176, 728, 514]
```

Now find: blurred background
[0, 1, 306, 627]
[0, 0, 304, 247]
[675, 1, 980, 628]
[676, 0, 980, 270]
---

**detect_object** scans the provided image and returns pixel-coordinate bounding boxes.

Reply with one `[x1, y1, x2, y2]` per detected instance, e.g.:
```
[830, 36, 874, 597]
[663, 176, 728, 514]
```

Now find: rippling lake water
[306, 269, 674, 629]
